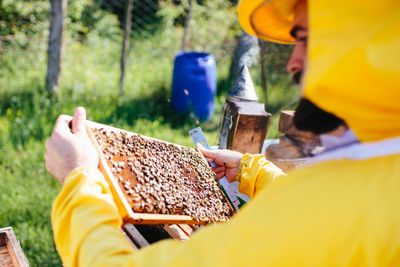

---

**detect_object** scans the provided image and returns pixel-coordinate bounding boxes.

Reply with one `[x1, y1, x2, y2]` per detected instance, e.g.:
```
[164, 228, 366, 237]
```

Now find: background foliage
[0, 0, 297, 265]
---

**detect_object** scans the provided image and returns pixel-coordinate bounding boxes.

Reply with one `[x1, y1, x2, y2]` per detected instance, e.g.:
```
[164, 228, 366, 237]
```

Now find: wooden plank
[86, 123, 135, 220]
[122, 224, 148, 249]
[163, 225, 189, 241]
[124, 214, 207, 225]
[190, 225, 201, 231]
[0, 245, 13, 267]
[178, 224, 194, 237]
[120, 228, 138, 250]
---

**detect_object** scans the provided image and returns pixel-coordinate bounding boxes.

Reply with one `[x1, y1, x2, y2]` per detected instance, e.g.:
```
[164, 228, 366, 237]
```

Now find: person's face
[286, 0, 308, 87]
[288, 0, 346, 135]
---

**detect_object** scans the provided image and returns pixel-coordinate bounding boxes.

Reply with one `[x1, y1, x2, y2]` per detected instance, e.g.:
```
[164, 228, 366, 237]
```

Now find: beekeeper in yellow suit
[45, 0, 400, 266]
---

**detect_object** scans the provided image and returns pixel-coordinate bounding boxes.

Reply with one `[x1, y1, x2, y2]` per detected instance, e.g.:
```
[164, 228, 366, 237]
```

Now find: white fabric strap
[309, 136, 400, 164]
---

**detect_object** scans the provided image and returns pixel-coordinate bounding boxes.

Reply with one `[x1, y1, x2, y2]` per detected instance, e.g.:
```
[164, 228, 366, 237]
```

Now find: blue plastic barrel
[171, 52, 217, 120]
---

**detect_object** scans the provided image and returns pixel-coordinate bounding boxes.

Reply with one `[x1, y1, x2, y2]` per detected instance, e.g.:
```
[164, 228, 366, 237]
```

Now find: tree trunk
[258, 39, 268, 107]
[229, 31, 259, 84]
[46, 0, 67, 93]
[181, 0, 194, 51]
[119, 0, 134, 96]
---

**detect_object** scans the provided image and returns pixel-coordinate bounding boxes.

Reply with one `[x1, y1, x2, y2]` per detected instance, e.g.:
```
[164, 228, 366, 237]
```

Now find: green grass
[0, 23, 298, 266]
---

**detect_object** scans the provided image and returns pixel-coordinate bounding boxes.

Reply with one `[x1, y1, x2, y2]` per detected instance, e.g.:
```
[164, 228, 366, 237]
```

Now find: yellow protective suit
[53, 152, 400, 266]
[52, 0, 400, 266]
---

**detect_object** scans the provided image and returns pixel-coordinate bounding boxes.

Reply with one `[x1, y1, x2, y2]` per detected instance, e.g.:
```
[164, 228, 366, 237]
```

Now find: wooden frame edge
[86, 121, 210, 225]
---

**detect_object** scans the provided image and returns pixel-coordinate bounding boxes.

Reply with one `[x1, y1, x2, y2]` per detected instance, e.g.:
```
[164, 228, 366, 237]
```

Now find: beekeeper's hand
[45, 107, 99, 184]
[197, 144, 243, 182]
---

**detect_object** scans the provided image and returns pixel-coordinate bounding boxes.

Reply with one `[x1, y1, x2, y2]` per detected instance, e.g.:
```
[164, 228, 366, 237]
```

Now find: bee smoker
[218, 66, 270, 154]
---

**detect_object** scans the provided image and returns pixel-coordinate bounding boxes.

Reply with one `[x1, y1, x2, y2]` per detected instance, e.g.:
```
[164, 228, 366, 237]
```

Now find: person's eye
[297, 37, 308, 45]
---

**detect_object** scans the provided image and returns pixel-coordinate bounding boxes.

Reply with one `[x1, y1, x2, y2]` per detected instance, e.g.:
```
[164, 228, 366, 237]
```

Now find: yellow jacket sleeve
[51, 167, 136, 267]
[236, 153, 285, 199]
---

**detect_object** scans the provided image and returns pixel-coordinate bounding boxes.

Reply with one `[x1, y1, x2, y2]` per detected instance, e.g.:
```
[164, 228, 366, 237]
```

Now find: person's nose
[286, 44, 304, 74]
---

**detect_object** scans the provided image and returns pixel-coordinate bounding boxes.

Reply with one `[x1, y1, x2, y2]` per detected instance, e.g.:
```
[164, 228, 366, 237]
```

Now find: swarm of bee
[93, 128, 233, 222]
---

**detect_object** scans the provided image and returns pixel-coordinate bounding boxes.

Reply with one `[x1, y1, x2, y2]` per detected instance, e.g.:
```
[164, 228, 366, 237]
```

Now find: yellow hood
[238, 0, 400, 142]
[305, 1, 400, 142]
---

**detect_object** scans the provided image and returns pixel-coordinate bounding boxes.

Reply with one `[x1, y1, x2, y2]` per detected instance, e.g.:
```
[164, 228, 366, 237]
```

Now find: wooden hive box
[0, 227, 29, 267]
[224, 101, 270, 154]
[265, 110, 320, 172]
[86, 121, 235, 228]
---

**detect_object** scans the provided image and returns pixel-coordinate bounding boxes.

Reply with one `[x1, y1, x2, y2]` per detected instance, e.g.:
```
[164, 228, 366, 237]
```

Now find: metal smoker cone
[227, 65, 258, 102]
